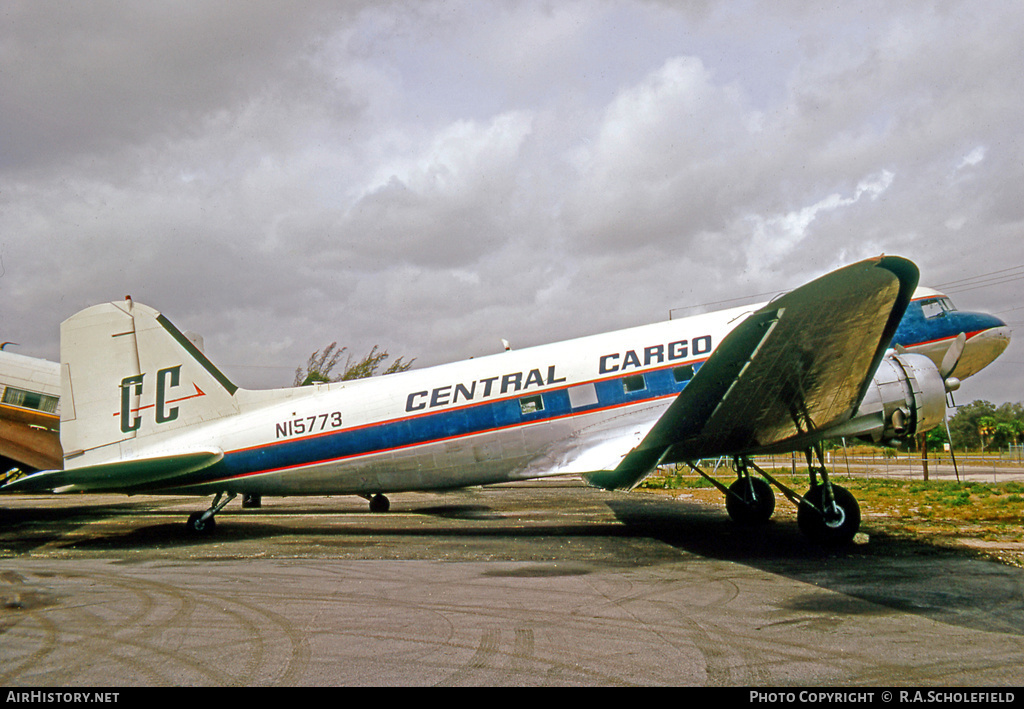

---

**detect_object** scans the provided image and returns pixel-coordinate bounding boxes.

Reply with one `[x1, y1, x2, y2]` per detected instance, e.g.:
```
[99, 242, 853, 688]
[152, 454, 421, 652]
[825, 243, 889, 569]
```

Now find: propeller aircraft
[0, 256, 1011, 545]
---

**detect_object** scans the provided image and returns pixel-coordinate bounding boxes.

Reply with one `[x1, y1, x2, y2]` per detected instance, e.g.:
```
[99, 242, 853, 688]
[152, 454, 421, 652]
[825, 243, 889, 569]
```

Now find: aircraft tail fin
[60, 298, 240, 468]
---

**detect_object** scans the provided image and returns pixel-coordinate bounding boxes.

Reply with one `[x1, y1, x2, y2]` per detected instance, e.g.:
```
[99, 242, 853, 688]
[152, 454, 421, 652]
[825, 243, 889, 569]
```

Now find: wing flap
[0, 450, 224, 493]
[587, 256, 918, 490]
[513, 400, 668, 479]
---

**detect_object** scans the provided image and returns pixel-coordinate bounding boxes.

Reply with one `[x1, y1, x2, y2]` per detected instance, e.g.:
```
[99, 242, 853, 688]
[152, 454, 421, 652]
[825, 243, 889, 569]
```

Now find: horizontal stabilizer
[0, 449, 223, 494]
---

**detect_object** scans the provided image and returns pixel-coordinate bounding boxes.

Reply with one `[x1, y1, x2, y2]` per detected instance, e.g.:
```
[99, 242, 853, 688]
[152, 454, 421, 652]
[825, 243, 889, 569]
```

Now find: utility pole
[920, 433, 929, 481]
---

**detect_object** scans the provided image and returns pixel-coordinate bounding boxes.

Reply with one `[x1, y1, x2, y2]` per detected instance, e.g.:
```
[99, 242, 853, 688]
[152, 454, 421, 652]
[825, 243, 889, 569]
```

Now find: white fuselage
[145, 305, 753, 496]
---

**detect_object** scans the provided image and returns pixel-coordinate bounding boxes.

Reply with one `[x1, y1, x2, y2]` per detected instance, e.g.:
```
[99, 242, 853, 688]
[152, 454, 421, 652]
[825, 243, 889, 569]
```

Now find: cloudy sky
[2, 0, 1022, 408]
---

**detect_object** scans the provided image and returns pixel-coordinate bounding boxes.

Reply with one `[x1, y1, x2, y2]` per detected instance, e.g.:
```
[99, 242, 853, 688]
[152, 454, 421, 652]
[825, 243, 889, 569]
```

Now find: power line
[671, 263, 1024, 316]
[941, 276, 1024, 295]
[936, 265, 1024, 295]
[936, 263, 1024, 288]
[669, 290, 782, 318]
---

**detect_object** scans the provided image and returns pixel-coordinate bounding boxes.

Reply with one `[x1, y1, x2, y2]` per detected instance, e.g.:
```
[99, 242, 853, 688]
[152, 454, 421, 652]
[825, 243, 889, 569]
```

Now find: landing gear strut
[725, 457, 775, 525]
[725, 476, 775, 525]
[186, 491, 237, 535]
[687, 457, 776, 526]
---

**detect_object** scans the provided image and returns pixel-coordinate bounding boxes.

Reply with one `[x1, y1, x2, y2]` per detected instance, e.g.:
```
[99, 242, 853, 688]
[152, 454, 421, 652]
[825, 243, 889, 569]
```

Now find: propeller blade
[940, 332, 967, 379]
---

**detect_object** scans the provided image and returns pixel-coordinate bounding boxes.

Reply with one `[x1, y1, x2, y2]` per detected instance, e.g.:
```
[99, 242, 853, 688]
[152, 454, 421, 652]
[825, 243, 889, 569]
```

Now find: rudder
[60, 298, 239, 468]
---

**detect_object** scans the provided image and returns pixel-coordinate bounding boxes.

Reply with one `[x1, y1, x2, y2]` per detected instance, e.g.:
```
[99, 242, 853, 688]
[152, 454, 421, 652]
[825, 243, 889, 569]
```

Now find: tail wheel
[725, 477, 775, 525]
[187, 511, 216, 535]
[797, 484, 861, 546]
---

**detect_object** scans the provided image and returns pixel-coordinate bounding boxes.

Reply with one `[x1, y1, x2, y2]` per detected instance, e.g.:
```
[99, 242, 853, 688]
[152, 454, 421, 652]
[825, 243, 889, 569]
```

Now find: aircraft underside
[158, 398, 671, 498]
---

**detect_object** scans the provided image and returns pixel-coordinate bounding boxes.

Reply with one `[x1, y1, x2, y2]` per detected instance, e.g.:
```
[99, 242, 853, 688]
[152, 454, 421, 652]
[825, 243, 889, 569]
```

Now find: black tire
[369, 494, 390, 513]
[187, 511, 216, 535]
[725, 477, 776, 525]
[797, 484, 860, 546]
[242, 494, 262, 509]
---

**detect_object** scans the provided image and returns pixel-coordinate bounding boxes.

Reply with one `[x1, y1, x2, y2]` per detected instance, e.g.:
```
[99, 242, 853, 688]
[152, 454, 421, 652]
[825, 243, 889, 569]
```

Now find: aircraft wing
[586, 256, 918, 490]
[0, 408, 62, 471]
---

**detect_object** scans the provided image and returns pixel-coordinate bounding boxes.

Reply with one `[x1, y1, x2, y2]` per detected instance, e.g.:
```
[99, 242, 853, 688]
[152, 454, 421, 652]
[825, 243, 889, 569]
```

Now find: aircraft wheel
[187, 512, 216, 535]
[797, 484, 860, 546]
[242, 494, 262, 509]
[725, 477, 775, 525]
[369, 494, 390, 513]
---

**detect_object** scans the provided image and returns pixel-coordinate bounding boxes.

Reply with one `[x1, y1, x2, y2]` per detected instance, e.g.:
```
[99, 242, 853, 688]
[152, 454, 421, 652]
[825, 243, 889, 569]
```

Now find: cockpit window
[920, 297, 956, 319]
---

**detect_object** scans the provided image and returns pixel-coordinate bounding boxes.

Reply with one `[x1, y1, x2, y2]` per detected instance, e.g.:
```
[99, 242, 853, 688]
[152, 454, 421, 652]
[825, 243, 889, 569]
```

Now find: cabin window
[2, 386, 59, 413]
[673, 365, 694, 384]
[622, 374, 646, 393]
[519, 395, 544, 415]
[568, 383, 598, 409]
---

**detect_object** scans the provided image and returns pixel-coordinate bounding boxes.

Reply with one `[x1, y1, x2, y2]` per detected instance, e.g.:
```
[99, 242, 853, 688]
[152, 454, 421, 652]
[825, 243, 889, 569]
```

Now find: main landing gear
[792, 446, 861, 545]
[686, 446, 861, 546]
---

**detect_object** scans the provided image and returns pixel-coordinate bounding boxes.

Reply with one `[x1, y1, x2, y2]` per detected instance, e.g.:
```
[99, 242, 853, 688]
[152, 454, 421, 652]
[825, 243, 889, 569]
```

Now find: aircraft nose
[978, 311, 1009, 331]
[973, 311, 1012, 346]
[985, 323, 1012, 347]
[951, 311, 1011, 378]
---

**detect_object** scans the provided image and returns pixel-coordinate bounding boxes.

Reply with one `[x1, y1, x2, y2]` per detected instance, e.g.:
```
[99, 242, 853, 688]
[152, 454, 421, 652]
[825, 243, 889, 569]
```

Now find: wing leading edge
[586, 255, 919, 490]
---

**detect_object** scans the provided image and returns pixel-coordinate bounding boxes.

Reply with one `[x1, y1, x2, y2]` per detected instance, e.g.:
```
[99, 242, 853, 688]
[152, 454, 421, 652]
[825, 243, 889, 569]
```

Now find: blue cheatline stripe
[204, 361, 705, 483]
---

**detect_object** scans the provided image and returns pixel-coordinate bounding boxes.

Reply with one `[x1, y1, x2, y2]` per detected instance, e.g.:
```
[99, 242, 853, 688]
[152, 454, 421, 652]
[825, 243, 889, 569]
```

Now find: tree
[995, 422, 1019, 449]
[293, 342, 414, 386]
[978, 416, 998, 453]
[947, 399, 997, 449]
[924, 425, 948, 452]
[1010, 420, 1024, 447]
[946, 400, 1024, 452]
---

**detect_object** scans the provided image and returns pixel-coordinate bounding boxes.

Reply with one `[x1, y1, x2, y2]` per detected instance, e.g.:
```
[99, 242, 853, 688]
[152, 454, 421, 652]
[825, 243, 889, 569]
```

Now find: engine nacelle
[829, 353, 947, 442]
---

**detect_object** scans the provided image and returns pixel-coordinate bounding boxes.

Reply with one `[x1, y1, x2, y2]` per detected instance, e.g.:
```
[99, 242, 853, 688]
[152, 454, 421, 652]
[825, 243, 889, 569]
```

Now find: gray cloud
[1, 0, 1022, 410]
